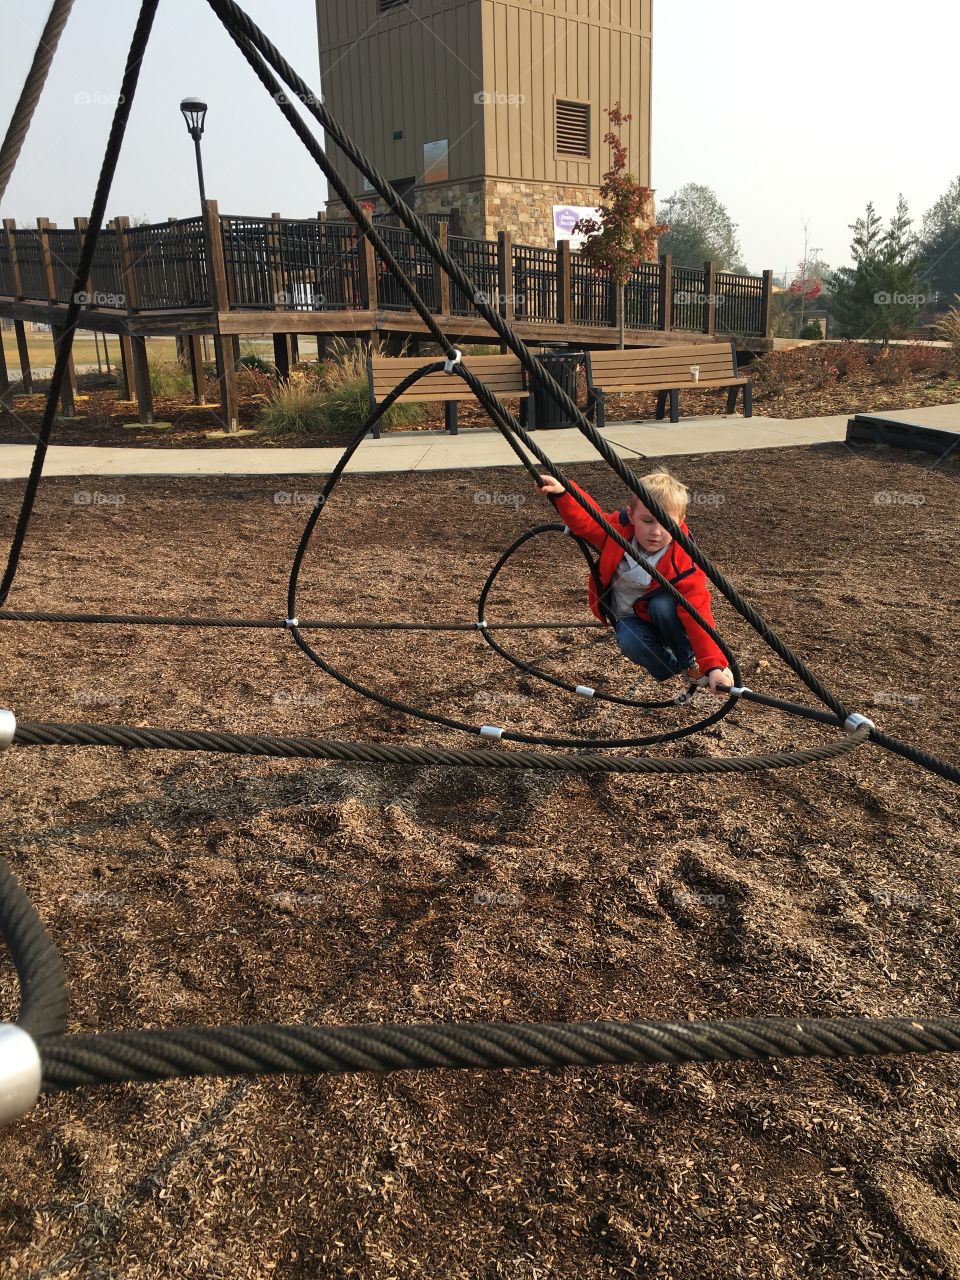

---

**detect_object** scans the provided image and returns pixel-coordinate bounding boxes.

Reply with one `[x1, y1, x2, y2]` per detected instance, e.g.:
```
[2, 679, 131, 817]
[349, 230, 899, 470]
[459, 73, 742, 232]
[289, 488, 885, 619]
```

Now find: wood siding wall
[316, 0, 651, 193]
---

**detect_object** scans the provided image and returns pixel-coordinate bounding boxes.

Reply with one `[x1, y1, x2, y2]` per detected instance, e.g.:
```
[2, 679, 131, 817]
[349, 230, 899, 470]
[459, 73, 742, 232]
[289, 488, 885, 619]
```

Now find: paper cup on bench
[690, 364, 700, 383]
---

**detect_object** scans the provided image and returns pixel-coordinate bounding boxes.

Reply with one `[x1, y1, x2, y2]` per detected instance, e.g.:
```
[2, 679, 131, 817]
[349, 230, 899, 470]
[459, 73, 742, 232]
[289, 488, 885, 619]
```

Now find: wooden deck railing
[0, 203, 773, 338]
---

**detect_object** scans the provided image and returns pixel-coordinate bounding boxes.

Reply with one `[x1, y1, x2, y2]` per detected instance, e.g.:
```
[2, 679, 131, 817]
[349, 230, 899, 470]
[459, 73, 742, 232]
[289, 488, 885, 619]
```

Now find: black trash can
[527, 350, 584, 429]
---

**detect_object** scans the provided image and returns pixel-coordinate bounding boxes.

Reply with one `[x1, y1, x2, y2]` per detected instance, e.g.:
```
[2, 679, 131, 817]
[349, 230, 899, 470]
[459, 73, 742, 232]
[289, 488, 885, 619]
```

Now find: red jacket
[552, 480, 729, 676]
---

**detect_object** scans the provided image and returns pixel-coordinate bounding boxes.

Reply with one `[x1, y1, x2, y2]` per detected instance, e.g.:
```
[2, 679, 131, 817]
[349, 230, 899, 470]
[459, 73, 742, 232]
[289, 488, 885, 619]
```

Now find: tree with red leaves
[572, 102, 668, 348]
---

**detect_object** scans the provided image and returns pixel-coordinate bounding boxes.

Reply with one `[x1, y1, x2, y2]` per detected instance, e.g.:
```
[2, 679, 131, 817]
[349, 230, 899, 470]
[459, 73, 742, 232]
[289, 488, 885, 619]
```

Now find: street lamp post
[179, 97, 208, 207]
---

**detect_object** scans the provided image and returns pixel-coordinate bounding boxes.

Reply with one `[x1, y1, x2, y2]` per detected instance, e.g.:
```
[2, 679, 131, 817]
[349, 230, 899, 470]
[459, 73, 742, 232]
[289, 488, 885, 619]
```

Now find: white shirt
[609, 539, 671, 619]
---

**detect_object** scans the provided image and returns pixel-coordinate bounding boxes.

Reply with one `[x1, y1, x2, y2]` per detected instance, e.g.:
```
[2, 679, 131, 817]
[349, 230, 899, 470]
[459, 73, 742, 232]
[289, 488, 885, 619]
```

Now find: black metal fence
[1, 213, 770, 337]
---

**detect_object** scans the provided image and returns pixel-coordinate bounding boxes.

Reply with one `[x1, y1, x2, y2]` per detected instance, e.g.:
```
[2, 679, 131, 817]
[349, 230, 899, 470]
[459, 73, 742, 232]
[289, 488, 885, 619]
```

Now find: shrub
[933, 296, 960, 348]
[831, 340, 871, 381]
[237, 351, 275, 374]
[321, 343, 425, 434]
[875, 347, 912, 386]
[257, 370, 328, 435]
[148, 358, 192, 397]
[903, 344, 947, 375]
[798, 321, 824, 340]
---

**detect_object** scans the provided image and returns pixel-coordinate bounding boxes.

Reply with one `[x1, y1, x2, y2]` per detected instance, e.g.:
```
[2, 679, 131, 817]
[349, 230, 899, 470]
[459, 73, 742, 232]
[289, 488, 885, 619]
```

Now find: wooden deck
[0, 202, 774, 428]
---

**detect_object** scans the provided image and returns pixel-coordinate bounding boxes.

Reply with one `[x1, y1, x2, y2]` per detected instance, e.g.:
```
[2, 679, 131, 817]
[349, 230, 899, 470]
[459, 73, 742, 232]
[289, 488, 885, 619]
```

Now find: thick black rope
[11, 719, 870, 775]
[0, 858, 67, 1040]
[0, 609, 601, 632]
[0, 0, 76, 201]
[0, 0, 160, 608]
[206, 0, 868, 732]
[36, 1012, 960, 1091]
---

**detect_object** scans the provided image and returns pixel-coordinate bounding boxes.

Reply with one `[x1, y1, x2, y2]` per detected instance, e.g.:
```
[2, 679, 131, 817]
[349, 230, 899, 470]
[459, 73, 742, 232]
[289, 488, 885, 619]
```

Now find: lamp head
[180, 97, 207, 140]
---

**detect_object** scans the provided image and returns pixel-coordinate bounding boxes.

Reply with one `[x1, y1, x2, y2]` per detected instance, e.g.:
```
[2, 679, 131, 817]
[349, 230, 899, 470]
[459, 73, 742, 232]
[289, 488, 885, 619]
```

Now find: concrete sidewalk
[0, 404, 954, 479]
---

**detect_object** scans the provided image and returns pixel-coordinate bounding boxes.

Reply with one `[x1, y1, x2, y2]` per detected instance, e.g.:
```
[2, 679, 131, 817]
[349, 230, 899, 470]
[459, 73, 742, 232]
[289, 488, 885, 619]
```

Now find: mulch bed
[0, 442, 959, 1278]
[1, 344, 958, 451]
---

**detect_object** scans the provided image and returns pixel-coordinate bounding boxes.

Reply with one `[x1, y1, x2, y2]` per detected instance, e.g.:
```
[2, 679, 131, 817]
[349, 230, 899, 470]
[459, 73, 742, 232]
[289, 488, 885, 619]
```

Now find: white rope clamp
[0, 1025, 41, 1125]
[443, 349, 463, 374]
[285, 617, 299, 629]
[728, 686, 752, 697]
[479, 725, 504, 740]
[574, 685, 596, 698]
[475, 620, 488, 629]
[0, 709, 15, 751]
[844, 712, 876, 736]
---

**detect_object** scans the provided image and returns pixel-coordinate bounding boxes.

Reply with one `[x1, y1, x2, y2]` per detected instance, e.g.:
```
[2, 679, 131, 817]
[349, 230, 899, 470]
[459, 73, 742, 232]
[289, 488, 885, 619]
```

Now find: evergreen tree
[829, 198, 923, 343]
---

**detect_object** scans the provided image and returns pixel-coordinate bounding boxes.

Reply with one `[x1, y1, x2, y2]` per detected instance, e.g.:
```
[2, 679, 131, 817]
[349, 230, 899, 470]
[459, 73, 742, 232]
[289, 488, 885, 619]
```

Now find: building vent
[380, 0, 409, 10]
[552, 98, 591, 156]
[556, 100, 590, 157]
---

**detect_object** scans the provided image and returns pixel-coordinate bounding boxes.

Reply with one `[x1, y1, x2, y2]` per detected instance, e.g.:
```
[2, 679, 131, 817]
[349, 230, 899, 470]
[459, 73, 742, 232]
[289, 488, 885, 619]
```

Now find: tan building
[316, 0, 652, 245]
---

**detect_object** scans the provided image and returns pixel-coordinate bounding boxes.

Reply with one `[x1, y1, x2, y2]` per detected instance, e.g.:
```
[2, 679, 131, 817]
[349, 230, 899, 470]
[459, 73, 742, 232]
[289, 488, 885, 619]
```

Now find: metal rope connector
[844, 712, 876, 736]
[443, 349, 462, 374]
[728, 686, 752, 697]
[574, 685, 595, 698]
[0, 1025, 41, 1125]
[479, 725, 504, 740]
[475, 620, 488, 629]
[0, 709, 15, 751]
[285, 618, 299, 629]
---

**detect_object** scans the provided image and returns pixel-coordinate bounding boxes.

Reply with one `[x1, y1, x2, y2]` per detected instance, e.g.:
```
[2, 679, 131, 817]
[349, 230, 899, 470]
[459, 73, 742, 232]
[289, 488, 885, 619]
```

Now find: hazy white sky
[0, 0, 955, 277]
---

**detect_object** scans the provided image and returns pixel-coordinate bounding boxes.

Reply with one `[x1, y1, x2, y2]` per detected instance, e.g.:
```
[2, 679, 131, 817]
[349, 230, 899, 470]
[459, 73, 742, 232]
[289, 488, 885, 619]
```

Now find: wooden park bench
[584, 340, 752, 426]
[367, 353, 533, 438]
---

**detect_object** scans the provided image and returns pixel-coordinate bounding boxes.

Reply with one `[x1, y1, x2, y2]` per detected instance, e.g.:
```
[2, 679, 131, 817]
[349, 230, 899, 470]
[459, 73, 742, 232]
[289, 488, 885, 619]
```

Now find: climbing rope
[0, 0, 76, 202]
[0, 0, 958, 1131]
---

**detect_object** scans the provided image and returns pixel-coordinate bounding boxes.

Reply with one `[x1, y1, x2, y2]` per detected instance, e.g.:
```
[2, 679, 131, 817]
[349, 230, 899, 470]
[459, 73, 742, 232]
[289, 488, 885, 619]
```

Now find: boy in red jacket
[538, 469, 733, 698]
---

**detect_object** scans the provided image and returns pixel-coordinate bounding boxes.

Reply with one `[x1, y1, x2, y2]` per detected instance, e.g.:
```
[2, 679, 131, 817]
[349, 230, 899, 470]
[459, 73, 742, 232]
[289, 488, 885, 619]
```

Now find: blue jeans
[614, 590, 696, 682]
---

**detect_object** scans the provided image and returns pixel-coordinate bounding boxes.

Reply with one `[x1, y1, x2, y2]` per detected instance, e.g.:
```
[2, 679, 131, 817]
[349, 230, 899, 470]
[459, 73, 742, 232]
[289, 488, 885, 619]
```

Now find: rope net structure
[0, 0, 958, 1127]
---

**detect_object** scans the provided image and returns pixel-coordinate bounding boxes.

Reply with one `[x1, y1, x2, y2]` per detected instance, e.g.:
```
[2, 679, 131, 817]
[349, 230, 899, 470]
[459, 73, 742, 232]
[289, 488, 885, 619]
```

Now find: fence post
[704, 260, 716, 334]
[659, 254, 673, 332]
[557, 240, 571, 325]
[201, 198, 239, 433]
[115, 215, 156, 424]
[761, 269, 773, 337]
[39, 217, 78, 416]
[436, 222, 451, 318]
[4, 220, 32, 392]
[496, 230, 513, 352]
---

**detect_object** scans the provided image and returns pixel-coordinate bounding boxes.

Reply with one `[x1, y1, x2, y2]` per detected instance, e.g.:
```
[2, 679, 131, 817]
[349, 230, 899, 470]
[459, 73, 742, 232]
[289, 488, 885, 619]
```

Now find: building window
[556, 100, 590, 158]
[423, 139, 449, 183]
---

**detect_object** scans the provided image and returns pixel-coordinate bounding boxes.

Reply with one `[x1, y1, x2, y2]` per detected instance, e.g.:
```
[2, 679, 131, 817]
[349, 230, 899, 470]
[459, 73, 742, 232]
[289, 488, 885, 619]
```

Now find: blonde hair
[627, 469, 689, 521]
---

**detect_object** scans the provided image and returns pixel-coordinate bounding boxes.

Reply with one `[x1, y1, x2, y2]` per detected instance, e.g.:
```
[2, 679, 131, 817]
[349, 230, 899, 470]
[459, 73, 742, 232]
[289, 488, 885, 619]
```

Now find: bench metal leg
[669, 388, 679, 423]
[445, 400, 458, 435]
[744, 380, 753, 418]
[726, 385, 739, 414]
[655, 390, 667, 421]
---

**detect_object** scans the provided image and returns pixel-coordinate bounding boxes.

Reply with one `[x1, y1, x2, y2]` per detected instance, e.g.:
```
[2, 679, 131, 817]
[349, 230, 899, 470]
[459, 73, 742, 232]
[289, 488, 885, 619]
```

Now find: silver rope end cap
[479, 725, 504, 740]
[0, 709, 15, 751]
[0, 1025, 41, 1125]
[844, 712, 876, 736]
[574, 685, 596, 698]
